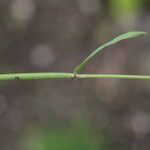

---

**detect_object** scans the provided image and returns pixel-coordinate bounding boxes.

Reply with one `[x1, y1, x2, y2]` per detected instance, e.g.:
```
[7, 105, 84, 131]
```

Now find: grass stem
[76, 74, 150, 80]
[0, 72, 150, 80]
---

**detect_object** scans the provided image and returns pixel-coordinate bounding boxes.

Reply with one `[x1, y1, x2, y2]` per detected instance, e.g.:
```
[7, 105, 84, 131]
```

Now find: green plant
[0, 31, 148, 81]
[22, 121, 100, 150]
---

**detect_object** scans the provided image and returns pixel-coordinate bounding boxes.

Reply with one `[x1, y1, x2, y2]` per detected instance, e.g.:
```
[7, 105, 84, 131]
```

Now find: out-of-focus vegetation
[21, 121, 100, 150]
[110, 0, 143, 17]
[20, 120, 127, 150]
[0, 0, 150, 150]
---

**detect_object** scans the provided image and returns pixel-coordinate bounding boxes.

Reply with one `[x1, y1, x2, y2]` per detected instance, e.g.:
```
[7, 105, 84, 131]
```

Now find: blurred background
[0, 0, 150, 149]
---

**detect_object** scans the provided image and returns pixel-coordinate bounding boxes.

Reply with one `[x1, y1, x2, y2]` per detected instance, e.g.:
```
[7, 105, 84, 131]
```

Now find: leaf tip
[131, 31, 147, 37]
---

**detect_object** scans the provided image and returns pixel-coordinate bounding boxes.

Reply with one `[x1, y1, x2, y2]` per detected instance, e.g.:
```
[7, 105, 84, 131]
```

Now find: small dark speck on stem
[15, 76, 20, 80]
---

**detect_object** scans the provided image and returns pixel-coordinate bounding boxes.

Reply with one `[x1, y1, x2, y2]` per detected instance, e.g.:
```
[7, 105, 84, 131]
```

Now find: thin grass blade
[74, 31, 146, 74]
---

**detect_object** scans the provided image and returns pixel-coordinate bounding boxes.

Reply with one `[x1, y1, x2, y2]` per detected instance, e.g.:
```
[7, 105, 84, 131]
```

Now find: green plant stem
[0, 72, 150, 80]
[76, 74, 150, 80]
[0, 73, 74, 80]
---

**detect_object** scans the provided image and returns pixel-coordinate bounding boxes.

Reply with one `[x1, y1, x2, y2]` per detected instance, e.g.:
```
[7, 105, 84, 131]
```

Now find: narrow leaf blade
[74, 31, 146, 74]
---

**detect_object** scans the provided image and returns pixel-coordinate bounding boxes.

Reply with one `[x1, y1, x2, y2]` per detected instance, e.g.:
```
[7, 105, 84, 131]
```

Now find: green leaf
[73, 31, 146, 74]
